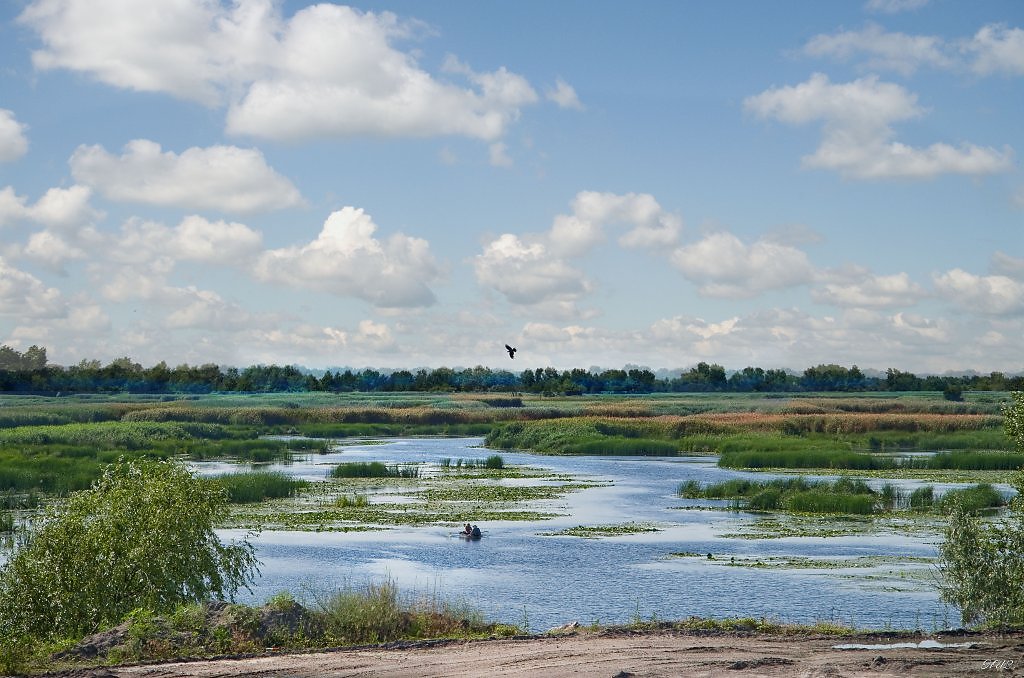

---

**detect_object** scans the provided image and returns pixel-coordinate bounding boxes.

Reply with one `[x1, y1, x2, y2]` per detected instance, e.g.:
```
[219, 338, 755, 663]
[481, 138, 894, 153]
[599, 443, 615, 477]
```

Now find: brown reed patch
[675, 411, 1001, 434]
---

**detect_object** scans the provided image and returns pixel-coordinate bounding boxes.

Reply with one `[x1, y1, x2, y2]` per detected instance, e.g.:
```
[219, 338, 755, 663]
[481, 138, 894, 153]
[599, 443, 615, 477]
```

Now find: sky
[0, 0, 1021, 374]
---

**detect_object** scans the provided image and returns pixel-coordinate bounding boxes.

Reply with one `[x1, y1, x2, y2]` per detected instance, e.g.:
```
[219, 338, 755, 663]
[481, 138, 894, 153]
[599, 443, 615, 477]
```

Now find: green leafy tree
[939, 392, 1024, 627]
[0, 459, 258, 638]
[1006, 392, 1024, 452]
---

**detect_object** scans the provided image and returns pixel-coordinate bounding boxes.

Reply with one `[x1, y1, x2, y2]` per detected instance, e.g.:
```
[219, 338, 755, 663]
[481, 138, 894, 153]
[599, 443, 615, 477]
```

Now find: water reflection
[207, 437, 962, 631]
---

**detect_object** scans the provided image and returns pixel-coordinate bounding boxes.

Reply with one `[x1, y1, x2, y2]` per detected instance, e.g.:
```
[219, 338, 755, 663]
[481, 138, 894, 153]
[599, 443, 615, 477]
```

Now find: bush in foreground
[0, 458, 258, 640]
[939, 392, 1024, 628]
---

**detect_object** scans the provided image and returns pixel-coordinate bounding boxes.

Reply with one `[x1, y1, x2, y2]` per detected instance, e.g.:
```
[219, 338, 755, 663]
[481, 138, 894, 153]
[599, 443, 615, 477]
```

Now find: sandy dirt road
[45, 629, 1024, 678]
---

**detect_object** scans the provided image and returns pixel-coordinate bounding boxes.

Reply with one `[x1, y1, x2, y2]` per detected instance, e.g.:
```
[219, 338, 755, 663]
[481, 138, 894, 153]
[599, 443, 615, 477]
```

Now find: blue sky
[0, 0, 1021, 373]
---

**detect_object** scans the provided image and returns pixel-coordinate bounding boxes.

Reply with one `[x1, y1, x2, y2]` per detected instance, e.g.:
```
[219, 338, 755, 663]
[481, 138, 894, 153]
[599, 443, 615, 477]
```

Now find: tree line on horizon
[0, 344, 1020, 396]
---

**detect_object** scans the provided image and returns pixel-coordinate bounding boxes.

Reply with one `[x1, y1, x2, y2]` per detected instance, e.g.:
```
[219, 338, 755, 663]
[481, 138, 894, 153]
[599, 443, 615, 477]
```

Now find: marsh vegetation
[0, 389, 1020, 673]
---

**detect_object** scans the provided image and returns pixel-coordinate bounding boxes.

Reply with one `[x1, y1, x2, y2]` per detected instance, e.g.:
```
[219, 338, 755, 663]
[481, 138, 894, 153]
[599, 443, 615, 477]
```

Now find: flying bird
[505, 344, 517, 359]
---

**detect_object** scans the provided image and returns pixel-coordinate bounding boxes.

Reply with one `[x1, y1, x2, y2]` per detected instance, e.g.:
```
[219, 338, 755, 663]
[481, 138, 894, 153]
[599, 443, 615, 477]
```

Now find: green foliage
[484, 454, 504, 469]
[940, 496, 1024, 627]
[1005, 391, 1024, 452]
[335, 494, 369, 508]
[213, 471, 309, 503]
[909, 485, 934, 510]
[937, 484, 1006, 514]
[681, 476, 878, 514]
[719, 446, 1020, 472]
[330, 461, 419, 478]
[0, 458, 258, 639]
[314, 579, 507, 645]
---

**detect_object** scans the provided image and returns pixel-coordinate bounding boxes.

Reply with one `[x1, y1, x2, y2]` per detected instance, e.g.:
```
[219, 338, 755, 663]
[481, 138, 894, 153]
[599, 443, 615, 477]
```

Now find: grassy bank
[0, 391, 1012, 501]
[1, 584, 520, 675]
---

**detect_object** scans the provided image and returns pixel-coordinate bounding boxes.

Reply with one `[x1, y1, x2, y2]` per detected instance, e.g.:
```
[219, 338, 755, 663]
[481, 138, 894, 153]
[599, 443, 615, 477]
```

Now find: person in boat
[471, 524, 481, 540]
[461, 523, 472, 537]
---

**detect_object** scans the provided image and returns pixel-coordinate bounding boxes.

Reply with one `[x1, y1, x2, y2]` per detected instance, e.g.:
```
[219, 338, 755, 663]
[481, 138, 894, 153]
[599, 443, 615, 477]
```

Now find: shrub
[939, 394, 1024, 628]
[940, 485, 1024, 628]
[0, 458, 258, 638]
[938, 484, 1006, 514]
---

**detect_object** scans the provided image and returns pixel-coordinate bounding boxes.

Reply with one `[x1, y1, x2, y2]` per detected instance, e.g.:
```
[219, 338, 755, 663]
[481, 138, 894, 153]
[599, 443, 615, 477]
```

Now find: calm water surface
[208, 437, 964, 632]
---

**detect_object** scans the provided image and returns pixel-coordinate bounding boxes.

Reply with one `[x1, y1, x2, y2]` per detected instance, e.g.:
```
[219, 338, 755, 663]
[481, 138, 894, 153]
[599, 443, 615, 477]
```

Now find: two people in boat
[461, 523, 482, 540]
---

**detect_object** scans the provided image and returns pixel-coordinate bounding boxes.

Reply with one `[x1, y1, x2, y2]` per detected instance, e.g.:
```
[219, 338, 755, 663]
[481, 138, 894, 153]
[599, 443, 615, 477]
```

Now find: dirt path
[48, 629, 1023, 678]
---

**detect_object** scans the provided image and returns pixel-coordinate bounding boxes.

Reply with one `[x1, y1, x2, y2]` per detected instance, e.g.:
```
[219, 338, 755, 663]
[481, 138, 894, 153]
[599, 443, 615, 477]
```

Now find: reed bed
[0, 421, 203, 448]
[680, 476, 1005, 515]
[329, 461, 420, 479]
[778, 397, 1003, 415]
[0, 403, 149, 428]
[485, 417, 682, 455]
[681, 477, 879, 514]
[677, 412, 1000, 434]
[719, 448, 1023, 471]
[438, 455, 505, 470]
[212, 471, 309, 503]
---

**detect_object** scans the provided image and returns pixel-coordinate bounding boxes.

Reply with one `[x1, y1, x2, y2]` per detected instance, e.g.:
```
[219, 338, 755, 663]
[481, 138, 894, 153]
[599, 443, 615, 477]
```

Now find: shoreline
[42, 625, 1019, 678]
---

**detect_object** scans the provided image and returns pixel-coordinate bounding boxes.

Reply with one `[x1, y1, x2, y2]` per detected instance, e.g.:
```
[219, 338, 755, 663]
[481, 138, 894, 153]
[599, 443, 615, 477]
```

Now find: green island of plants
[679, 476, 1006, 516]
[540, 522, 661, 538]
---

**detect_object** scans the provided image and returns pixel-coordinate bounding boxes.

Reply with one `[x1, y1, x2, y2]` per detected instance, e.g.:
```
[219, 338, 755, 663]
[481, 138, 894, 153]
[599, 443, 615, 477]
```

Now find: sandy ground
[44, 629, 1024, 678]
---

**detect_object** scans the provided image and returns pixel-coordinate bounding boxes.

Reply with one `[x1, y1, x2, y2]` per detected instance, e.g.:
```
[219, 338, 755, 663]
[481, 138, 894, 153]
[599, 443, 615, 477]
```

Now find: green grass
[719, 447, 1022, 472]
[938, 483, 1006, 513]
[314, 579, 516, 645]
[681, 475, 1006, 516]
[212, 471, 309, 504]
[329, 461, 420, 478]
[11, 584, 521, 673]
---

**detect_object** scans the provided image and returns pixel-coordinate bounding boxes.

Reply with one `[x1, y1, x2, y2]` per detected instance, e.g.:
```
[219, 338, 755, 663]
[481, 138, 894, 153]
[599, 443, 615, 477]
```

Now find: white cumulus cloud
[934, 268, 1024, 315]
[254, 206, 441, 308]
[964, 24, 1024, 76]
[164, 288, 260, 331]
[0, 256, 67, 317]
[70, 139, 303, 213]
[111, 216, 263, 266]
[670, 232, 814, 298]
[19, 1, 544, 144]
[0, 109, 29, 163]
[0, 185, 102, 230]
[803, 23, 951, 75]
[812, 271, 925, 308]
[745, 73, 1013, 179]
[546, 78, 584, 110]
[474, 191, 681, 308]
[473, 234, 589, 306]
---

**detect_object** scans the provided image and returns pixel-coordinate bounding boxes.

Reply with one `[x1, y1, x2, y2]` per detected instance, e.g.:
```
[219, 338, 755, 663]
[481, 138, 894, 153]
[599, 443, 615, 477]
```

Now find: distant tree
[0, 346, 21, 370]
[886, 368, 921, 391]
[22, 345, 47, 370]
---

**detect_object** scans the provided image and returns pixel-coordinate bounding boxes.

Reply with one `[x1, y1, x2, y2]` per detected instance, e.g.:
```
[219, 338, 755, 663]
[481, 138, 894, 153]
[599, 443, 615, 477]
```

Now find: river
[205, 437, 958, 632]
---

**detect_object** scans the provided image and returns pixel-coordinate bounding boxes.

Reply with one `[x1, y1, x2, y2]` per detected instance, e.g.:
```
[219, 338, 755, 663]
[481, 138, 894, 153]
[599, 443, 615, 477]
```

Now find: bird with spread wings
[505, 344, 517, 359]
